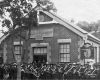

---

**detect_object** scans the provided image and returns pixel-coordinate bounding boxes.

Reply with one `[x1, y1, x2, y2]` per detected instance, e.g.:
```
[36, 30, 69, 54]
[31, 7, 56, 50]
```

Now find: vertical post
[95, 47, 97, 69]
[84, 55, 85, 66]
[17, 62, 21, 80]
[17, 27, 22, 80]
[83, 40, 85, 66]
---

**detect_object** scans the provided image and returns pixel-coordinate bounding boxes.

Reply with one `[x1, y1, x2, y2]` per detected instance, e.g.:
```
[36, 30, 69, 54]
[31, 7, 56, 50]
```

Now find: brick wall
[3, 23, 81, 64]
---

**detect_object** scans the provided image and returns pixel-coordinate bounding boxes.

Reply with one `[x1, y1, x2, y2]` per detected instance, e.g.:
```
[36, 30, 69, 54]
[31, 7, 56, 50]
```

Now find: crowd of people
[0, 63, 17, 80]
[0, 62, 100, 80]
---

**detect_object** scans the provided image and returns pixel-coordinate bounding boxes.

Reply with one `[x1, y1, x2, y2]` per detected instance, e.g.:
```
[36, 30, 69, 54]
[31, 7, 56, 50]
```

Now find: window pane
[60, 49, 63, 53]
[15, 46, 20, 51]
[39, 48, 42, 54]
[67, 54, 70, 62]
[59, 43, 70, 62]
[60, 58, 64, 62]
[33, 47, 47, 54]
[63, 49, 67, 53]
[43, 48, 47, 53]
[40, 48, 43, 53]
[64, 54, 67, 58]
[60, 54, 70, 62]
[15, 50, 20, 54]
[45, 48, 47, 53]
[66, 57, 70, 62]
[39, 48, 41, 53]
[37, 48, 40, 53]
[64, 44, 68, 49]
[63, 58, 67, 62]
[14, 51, 18, 54]
[60, 44, 70, 53]
[14, 46, 22, 54]
[14, 47, 17, 51]
[34, 48, 37, 53]
[67, 54, 70, 58]
[63, 44, 66, 48]
[67, 49, 70, 53]
[62, 49, 70, 53]
[67, 44, 70, 48]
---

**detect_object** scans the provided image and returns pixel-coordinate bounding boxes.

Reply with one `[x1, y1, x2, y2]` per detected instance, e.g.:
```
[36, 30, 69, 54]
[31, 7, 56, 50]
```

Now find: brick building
[0, 7, 100, 65]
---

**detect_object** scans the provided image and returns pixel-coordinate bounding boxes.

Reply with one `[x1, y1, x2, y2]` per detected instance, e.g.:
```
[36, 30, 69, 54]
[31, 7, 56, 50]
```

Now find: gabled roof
[88, 33, 100, 44]
[0, 8, 100, 44]
[0, 33, 9, 44]
[92, 31, 100, 39]
[40, 10, 88, 37]
[49, 11, 88, 34]
[39, 10, 100, 44]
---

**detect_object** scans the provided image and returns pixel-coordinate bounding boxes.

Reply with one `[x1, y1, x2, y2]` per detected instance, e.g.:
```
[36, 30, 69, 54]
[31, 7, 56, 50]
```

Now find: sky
[51, 0, 100, 23]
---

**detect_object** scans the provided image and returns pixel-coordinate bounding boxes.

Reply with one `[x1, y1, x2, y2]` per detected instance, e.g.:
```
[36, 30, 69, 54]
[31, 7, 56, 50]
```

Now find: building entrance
[33, 47, 47, 67]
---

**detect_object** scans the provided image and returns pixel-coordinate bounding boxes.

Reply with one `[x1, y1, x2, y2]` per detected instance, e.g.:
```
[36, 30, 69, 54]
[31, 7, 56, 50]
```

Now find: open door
[33, 47, 47, 67]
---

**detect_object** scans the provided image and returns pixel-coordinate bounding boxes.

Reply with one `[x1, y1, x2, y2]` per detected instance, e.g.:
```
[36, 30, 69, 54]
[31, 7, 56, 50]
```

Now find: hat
[73, 63, 76, 65]
[46, 62, 49, 64]
[13, 63, 17, 65]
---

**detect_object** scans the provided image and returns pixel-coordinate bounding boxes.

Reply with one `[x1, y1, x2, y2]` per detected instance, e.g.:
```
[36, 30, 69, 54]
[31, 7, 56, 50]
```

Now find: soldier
[3, 64, 10, 80]
[96, 69, 100, 79]
[63, 64, 74, 79]
[51, 64, 58, 79]
[39, 64, 47, 79]
[7, 64, 12, 80]
[72, 67, 79, 79]
[12, 64, 16, 80]
[21, 63, 26, 80]
[56, 65, 64, 80]
[0, 63, 4, 79]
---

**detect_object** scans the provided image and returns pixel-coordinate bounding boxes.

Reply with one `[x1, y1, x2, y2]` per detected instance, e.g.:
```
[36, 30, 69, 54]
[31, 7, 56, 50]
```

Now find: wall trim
[57, 39, 71, 43]
[13, 41, 23, 45]
[31, 43, 49, 47]
[29, 43, 51, 64]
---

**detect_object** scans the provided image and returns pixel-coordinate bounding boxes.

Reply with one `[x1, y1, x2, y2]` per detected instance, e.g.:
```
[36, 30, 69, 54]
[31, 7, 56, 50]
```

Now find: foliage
[77, 21, 100, 32]
[0, 0, 57, 33]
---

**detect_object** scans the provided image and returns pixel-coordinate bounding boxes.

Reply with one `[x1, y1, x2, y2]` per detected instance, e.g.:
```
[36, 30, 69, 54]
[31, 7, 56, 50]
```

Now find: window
[59, 43, 70, 62]
[33, 47, 47, 55]
[14, 45, 22, 62]
[39, 12, 53, 22]
[14, 45, 22, 55]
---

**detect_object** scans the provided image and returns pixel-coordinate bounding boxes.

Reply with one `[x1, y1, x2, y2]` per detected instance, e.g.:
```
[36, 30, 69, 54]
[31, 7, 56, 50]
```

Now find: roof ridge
[43, 11, 100, 43]
[48, 11, 88, 34]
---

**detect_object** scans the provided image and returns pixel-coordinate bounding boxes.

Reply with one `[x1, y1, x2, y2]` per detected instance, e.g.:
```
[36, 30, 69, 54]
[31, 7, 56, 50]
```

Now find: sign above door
[30, 28, 53, 40]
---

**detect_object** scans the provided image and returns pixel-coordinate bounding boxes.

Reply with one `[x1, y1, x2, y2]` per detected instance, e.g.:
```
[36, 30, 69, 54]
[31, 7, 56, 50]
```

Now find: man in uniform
[0, 63, 4, 79]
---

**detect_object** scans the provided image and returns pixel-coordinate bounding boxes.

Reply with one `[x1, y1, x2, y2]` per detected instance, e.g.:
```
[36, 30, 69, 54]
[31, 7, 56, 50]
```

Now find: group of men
[21, 62, 100, 80]
[0, 62, 100, 80]
[0, 63, 17, 80]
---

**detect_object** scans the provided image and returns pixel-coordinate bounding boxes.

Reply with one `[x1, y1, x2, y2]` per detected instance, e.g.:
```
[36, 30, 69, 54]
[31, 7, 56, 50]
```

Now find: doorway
[33, 47, 47, 67]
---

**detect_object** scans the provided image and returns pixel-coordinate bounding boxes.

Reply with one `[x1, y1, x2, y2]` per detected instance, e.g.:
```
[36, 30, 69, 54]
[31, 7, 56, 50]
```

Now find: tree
[0, 0, 57, 33]
[76, 21, 100, 32]
[0, 0, 56, 80]
[96, 20, 100, 32]
[76, 21, 92, 32]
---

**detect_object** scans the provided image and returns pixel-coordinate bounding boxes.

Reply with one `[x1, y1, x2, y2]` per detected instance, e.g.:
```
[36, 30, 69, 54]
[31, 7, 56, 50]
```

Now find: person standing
[0, 64, 4, 79]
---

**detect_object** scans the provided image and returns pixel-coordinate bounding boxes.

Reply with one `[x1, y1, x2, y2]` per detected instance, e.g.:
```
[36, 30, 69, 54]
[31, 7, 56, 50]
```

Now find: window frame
[14, 45, 22, 55]
[33, 47, 47, 55]
[59, 43, 70, 63]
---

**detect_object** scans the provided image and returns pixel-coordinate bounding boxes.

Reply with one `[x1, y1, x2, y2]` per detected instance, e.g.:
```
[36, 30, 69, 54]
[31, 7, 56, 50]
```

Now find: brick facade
[1, 9, 100, 65]
[2, 23, 81, 64]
